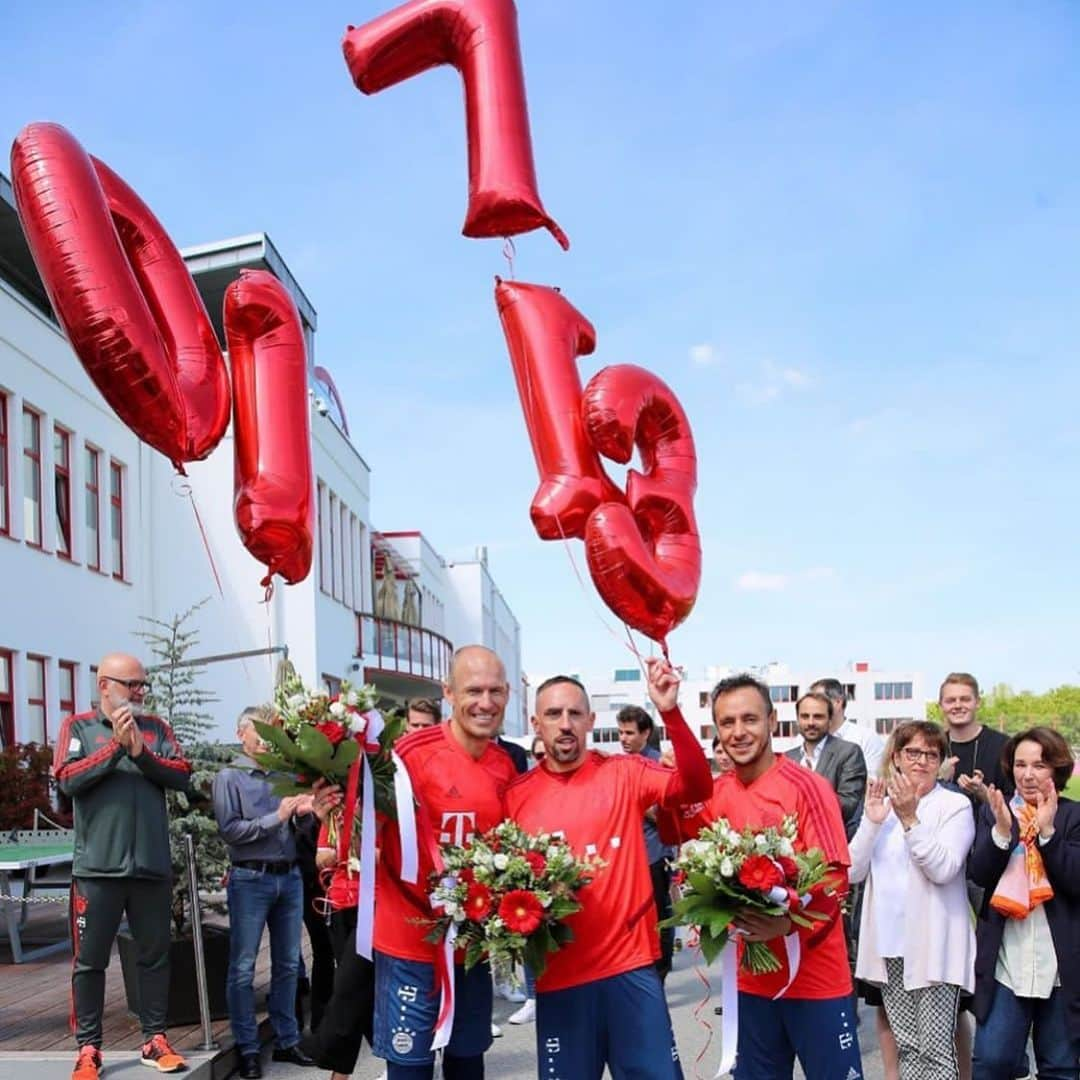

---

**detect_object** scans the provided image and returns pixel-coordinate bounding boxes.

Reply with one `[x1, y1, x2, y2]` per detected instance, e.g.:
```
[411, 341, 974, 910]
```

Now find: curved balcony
[356, 613, 453, 690]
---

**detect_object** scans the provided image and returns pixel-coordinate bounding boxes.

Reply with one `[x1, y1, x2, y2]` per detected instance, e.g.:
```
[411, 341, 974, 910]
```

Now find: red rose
[524, 851, 547, 878]
[498, 889, 544, 935]
[458, 867, 476, 886]
[464, 882, 493, 921]
[315, 720, 348, 746]
[737, 854, 784, 892]
[777, 856, 799, 883]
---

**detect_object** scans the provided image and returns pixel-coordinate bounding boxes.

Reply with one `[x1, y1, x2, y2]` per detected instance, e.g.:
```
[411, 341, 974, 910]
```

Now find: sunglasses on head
[103, 676, 150, 692]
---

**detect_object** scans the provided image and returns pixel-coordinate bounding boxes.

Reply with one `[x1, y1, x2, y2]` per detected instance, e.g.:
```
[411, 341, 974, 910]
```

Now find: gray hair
[238, 704, 275, 732]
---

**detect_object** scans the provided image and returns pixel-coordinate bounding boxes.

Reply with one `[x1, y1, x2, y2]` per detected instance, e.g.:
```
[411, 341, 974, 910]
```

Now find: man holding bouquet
[504, 658, 712, 1079]
[372, 645, 518, 1080]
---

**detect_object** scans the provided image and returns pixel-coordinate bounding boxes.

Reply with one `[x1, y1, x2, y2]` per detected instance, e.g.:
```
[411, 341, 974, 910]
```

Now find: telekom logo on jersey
[439, 813, 622, 859]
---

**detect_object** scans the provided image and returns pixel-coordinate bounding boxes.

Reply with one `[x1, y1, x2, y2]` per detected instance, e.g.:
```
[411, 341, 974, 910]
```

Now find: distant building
[0, 183, 524, 744]
[527, 660, 925, 755]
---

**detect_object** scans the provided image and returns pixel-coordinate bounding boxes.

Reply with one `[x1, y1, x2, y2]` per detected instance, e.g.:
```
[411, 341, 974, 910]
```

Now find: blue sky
[3, 2, 1079, 695]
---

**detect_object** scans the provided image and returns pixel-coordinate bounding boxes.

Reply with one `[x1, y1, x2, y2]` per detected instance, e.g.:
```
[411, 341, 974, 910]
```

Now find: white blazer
[849, 783, 976, 992]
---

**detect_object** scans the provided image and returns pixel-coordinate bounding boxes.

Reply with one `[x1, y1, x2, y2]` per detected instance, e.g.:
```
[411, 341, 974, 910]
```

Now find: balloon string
[263, 584, 275, 682]
[502, 237, 516, 279]
[173, 477, 224, 598]
[692, 951, 716, 1079]
[552, 513, 654, 667]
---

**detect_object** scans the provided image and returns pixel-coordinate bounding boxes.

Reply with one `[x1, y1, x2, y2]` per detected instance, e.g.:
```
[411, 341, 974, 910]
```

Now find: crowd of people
[51, 651, 1077, 1080]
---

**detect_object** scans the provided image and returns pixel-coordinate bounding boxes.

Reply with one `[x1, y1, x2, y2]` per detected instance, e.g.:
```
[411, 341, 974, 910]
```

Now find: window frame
[84, 445, 101, 571]
[22, 406, 43, 548]
[58, 660, 77, 717]
[109, 459, 124, 580]
[26, 653, 47, 745]
[0, 391, 9, 537]
[54, 425, 73, 560]
[0, 649, 13, 750]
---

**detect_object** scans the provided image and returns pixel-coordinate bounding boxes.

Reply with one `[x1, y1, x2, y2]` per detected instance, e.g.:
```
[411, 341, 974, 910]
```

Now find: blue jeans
[226, 865, 303, 1055]
[974, 981, 1080, 1080]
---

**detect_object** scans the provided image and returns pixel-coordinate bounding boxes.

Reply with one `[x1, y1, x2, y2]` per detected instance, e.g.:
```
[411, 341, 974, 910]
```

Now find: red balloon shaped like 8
[342, 0, 568, 249]
[10, 122, 230, 471]
[224, 270, 315, 587]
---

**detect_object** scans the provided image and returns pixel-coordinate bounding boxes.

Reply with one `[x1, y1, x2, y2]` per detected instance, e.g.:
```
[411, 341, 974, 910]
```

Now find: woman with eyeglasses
[531, 736, 546, 765]
[968, 728, 1079, 1080]
[849, 721, 976, 1079]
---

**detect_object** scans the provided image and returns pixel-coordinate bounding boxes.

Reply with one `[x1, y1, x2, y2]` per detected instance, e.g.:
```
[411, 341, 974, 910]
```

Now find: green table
[0, 832, 74, 962]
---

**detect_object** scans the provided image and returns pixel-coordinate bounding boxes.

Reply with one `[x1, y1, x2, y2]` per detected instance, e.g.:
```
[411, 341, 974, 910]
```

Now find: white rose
[493, 853, 509, 871]
[452, 909, 466, 924]
[329, 701, 347, 719]
[720, 857, 735, 878]
[344, 690, 359, 707]
[443, 900, 459, 917]
[755, 834, 769, 851]
[778, 838, 795, 858]
[288, 693, 306, 709]
[546, 846, 560, 859]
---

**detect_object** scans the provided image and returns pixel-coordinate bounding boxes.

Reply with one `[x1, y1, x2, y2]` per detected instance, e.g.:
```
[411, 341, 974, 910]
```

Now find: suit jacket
[786, 736, 867, 839]
[968, 796, 1080, 1040]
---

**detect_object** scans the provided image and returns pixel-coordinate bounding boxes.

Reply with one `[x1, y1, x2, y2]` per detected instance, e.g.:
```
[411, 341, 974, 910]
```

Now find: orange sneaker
[140, 1033, 187, 1072]
[72, 1045, 102, 1080]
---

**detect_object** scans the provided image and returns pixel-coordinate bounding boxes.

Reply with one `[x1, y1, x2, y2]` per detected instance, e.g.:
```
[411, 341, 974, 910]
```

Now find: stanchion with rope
[184, 832, 219, 1051]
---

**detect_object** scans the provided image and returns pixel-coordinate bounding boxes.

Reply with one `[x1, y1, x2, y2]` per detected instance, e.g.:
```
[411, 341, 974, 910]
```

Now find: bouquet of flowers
[252, 672, 403, 808]
[425, 820, 602, 978]
[663, 814, 830, 972]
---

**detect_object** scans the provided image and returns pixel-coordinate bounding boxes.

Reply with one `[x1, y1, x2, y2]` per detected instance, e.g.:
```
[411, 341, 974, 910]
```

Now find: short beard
[550, 739, 582, 764]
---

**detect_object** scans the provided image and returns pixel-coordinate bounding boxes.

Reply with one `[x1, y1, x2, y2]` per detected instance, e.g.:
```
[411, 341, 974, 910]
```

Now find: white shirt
[991, 826, 1059, 999]
[871, 815, 908, 958]
[836, 718, 885, 777]
[801, 733, 830, 772]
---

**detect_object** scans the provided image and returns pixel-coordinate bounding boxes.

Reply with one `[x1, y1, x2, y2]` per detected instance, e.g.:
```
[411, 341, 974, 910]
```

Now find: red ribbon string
[692, 950, 716, 1079]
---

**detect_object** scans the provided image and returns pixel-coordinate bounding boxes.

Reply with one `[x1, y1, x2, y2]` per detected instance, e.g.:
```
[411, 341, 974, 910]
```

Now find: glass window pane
[27, 703, 45, 743]
[0, 442, 7, 532]
[23, 410, 39, 451]
[59, 664, 74, 704]
[112, 504, 122, 570]
[54, 428, 69, 467]
[24, 455, 41, 543]
[27, 659, 44, 698]
[85, 447, 97, 482]
[110, 463, 121, 499]
[0, 656, 9, 694]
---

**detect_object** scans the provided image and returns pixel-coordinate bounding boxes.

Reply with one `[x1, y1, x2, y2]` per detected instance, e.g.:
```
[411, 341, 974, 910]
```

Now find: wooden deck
[0, 907, 285, 1056]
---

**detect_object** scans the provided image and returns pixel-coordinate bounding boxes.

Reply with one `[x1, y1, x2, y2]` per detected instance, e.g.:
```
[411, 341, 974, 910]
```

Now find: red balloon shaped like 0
[10, 122, 230, 470]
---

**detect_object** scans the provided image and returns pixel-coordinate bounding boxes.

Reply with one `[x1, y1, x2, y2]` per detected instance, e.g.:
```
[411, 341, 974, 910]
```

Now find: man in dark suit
[785, 689, 867, 839]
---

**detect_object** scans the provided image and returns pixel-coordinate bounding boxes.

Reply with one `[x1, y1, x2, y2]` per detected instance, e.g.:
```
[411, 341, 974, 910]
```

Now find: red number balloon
[494, 279, 623, 539]
[342, 0, 568, 249]
[496, 280, 701, 645]
[10, 122, 230, 471]
[224, 270, 315, 587]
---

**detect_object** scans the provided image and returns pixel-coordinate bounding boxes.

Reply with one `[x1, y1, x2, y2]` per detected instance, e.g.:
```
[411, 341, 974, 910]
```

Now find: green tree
[138, 599, 230, 933]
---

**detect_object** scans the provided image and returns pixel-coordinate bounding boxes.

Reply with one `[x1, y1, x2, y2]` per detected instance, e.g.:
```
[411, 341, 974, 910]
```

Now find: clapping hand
[958, 768, 990, 803]
[987, 784, 1013, 838]
[887, 772, 920, 828]
[864, 777, 890, 824]
[645, 657, 680, 713]
[1035, 784, 1058, 840]
[939, 756, 958, 782]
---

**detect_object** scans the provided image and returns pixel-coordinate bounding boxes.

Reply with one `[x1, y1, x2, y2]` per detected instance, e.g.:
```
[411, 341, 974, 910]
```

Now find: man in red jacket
[505, 657, 711, 1079]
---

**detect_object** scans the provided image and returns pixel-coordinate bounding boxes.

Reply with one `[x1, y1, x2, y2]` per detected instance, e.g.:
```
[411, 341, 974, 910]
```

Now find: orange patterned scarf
[989, 794, 1053, 919]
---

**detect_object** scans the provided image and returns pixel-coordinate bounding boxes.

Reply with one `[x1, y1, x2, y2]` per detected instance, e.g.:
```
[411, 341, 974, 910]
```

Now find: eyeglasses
[533, 751, 546, 760]
[103, 676, 151, 692]
[900, 747, 940, 764]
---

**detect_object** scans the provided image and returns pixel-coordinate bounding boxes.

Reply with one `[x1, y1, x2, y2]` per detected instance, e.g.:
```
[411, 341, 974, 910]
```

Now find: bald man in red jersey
[505, 658, 712, 1079]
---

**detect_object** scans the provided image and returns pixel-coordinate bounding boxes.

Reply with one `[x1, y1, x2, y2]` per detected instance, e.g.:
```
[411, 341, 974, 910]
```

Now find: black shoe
[271, 1045, 316, 1067]
[714, 1004, 723, 1015]
[238, 1055, 262, 1079]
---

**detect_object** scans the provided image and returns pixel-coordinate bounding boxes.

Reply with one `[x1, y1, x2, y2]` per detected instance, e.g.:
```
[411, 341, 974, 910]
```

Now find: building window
[698, 691, 709, 709]
[776, 719, 798, 738]
[85, 446, 101, 570]
[109, 460, 124, 579]
[769, 685, 798, 704]
[26, 654, 46, 744]
[317, 482, 330, 594]
[23, 407, 43, 547]
[54, 426, 72, 558]
[89, 665, 99, 708]
[59, 660, 77, 717]
[339, 502, 350, 607]
[699, 724, 714, 740]
[845, 683, 857, 701]
[329, 493, 340, 600]
[0, 392, 9, 536]
[875, 717, 912, 736]
[322, 673, 342, 696]
[874, 682, 913, 702]
[613, 668, 641, 682]
[0, 650, 12, 749]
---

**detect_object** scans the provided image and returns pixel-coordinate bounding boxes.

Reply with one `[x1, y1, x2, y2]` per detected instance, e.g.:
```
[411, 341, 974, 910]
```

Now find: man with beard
[505, 659, 712, 1078]
[372, 646, 517, 1080]
[785, 690, 867, 839]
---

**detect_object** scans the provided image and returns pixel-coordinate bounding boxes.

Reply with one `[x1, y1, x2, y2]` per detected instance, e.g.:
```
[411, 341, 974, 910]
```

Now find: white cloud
[736, 571, 790, 591]
[736, 359, 814, 404]
[689, 343, 718, 366]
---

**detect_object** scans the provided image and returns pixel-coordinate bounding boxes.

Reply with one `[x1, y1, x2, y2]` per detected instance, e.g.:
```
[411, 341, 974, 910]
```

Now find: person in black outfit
[294, 814, 336, 1034]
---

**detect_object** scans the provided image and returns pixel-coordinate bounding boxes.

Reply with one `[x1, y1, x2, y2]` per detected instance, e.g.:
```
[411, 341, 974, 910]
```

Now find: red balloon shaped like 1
[10, 122, 230, 471]
[342, 0, 568, 249]
[224, 270, 315, 588]
[496, 279, 701, 645]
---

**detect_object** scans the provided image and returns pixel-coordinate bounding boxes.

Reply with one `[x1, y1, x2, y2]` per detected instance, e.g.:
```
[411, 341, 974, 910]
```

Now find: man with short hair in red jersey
[372, 646, 518, 1080]
[697, 673, 864, 1080]
[505, 658, 712, 1079]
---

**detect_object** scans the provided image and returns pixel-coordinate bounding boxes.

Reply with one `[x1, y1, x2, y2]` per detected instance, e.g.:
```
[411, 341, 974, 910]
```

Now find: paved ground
[271, 946, 888, 1080]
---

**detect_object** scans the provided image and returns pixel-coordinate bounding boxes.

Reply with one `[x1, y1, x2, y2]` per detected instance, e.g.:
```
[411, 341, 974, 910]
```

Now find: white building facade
[527, 660, 926, 757]
[0, 182, 523, 746]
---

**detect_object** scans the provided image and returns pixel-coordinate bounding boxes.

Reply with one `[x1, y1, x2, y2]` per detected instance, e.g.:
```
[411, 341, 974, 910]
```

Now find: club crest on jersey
[439, 811, 476, 846]
[391, 1029, 415, 1054]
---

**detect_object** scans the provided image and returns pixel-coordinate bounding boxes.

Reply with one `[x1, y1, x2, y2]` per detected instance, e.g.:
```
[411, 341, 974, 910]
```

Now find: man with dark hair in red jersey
[693, 673, 863, 1080]
[505, 657, 712, 1079]
[372, 645, 518, 1080]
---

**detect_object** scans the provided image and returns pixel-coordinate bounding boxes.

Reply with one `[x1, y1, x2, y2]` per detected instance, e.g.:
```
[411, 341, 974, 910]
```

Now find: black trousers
[305, 907, 375, 1074]
[71, 876, 172, 1047]
[300, 871, 336, 1030]
[650, 858, 674, 982]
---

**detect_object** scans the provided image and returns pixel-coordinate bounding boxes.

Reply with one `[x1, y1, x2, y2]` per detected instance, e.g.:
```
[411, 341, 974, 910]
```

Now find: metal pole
[148, 644, 288, 672]
[185, 833, 219, 1051]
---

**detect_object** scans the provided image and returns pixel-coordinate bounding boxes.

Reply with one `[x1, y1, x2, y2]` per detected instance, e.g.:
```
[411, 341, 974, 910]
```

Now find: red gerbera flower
[464, 882, 493, 921]
[524, 851, 547, 877]
[314, 720, 348, 746]
[738, 854, 784, 892]
[498, 890, 544, 935]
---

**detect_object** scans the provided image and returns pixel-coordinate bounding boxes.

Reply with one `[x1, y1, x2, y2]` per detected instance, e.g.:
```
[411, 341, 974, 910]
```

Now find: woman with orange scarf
[969, 727, 1079, 1080]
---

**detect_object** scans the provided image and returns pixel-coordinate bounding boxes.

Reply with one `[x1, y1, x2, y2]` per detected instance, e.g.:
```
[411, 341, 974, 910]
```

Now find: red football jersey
[375, 723, 517, 962]
[656, 775, 724, 846]
[703, 756, 852, 1000]
[506, 751, 687, 992]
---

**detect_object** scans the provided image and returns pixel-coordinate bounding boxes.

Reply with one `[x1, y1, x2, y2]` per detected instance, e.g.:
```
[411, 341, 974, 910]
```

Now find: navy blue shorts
[733, 991, 865, 1080]
[536, 965, 683, 1079]
[372, 951, 493, 1065]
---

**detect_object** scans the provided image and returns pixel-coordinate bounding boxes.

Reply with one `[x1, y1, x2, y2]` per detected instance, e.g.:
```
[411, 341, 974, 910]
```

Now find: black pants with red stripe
[71, 876, 172, 1047]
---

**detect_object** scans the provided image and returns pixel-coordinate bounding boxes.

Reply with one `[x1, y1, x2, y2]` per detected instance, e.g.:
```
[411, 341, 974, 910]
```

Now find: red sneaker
[72, 1045, 102, 1080]
[140, 1033, 187, 1072]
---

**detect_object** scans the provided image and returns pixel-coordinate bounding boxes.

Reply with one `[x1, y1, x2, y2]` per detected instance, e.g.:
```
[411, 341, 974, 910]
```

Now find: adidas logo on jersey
[447, 785, 462, 798]
[846, 1069, 862, 1080]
